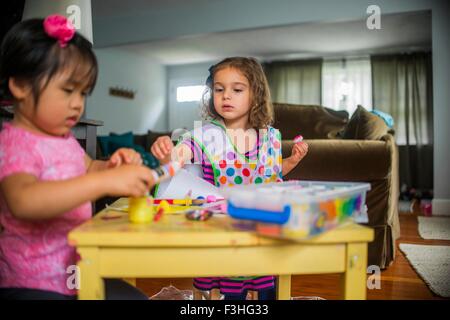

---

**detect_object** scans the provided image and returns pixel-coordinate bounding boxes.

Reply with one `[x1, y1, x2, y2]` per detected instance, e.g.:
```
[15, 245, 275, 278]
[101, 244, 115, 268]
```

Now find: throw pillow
[371, 109, 395, 128]
[342, 105, 390, 140]
[108, 131, 134, 154]
[273, 103, 349, 139]
[98, 135, 111, 156]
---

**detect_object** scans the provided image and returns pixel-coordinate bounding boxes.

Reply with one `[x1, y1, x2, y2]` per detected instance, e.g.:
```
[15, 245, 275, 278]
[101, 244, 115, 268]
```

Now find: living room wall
[86, 48, 167, 135]
[167, 62, 211, 130]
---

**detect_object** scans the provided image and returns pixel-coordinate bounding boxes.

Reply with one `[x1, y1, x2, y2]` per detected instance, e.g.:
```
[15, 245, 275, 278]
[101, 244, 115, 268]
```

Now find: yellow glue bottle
[128, 161, 182, 224]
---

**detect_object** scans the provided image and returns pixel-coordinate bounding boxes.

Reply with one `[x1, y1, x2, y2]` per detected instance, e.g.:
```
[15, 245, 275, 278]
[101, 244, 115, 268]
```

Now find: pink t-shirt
[0, 122, 91, 296]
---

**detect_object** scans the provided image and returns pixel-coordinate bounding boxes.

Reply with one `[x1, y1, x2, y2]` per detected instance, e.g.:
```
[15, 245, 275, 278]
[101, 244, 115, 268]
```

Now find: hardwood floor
[136, 211, 450, 300]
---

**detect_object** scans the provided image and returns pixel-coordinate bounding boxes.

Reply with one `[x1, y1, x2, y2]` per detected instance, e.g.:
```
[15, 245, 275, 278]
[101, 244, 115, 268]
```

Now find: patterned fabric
[180, 120, 283, 186]
[179, 120, 283, 295]
[182, 134, 260, 186]
[0, 123, 91, 296]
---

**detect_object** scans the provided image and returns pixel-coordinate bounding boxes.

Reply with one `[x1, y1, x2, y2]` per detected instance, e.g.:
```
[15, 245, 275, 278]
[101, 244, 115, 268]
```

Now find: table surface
[69, 198, 374, 248]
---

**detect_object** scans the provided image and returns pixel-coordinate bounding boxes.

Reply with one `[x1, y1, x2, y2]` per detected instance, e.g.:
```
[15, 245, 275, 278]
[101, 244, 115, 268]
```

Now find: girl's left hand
[108, 148, 143, 168]
[290, 141, 309, 164]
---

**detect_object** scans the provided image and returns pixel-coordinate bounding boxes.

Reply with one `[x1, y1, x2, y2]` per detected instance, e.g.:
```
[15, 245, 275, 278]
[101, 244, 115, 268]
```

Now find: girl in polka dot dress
[151, 57, 308, 300]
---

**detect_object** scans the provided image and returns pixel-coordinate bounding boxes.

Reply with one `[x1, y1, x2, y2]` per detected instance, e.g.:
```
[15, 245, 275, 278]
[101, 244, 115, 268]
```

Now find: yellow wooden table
[68, 198, 374, 300]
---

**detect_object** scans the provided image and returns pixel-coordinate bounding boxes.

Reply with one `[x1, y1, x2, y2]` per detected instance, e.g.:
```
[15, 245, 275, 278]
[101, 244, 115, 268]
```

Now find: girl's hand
[108, 148, 142, 168]
[103, 165, 154, 197]
[290, 141, 309, 164]
[150, 136, 174, 165]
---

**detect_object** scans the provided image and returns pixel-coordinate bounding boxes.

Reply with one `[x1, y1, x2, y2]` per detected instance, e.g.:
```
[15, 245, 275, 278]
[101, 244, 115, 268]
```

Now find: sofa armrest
[283, 139, 391, 182]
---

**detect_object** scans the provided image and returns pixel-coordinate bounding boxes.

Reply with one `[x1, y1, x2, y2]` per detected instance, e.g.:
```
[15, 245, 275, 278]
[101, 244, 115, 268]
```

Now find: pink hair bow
[43, 14, 76, 48]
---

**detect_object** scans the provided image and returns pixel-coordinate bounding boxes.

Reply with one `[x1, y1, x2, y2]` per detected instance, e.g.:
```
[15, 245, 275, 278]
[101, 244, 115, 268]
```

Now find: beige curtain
[371, 53, 433, 190]
[322, 57, 372, 116]
[264, 59, 322, 105]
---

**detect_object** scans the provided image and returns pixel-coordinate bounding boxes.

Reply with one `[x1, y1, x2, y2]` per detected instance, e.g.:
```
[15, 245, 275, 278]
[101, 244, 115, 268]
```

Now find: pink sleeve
[0, 140, 42, 181]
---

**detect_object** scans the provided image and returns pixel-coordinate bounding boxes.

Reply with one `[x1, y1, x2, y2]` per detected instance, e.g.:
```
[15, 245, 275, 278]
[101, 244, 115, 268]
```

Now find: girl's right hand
[150, 136, 174, 165]
[102, 165, 154, 197]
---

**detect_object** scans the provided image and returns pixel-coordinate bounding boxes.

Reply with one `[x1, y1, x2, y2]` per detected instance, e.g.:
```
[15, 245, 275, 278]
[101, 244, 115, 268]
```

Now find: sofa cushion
[97, 131, 134, 157]
[273, 103, 348, 140]
[98, 135, 111, 156]
[107, 131, 134, 154]
[341, 105, 391, 140]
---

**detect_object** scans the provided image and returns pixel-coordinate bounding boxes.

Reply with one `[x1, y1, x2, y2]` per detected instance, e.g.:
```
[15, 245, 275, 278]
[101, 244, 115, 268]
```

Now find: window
[322, 57, 372, 116]
[176, 85, 207, 102]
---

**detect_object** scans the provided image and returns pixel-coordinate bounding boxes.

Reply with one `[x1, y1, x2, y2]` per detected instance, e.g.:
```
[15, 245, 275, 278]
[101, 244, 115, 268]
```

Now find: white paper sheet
[155, 165, 223, 199]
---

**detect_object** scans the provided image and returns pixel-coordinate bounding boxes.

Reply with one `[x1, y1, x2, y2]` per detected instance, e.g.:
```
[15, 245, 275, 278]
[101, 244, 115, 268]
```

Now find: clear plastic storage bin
[220, 181, 371, 240]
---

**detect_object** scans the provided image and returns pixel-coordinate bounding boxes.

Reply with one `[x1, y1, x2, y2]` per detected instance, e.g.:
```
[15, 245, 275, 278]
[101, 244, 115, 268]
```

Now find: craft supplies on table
[153, 195, 222, 206]
[128, 196, 154, 224]
[185, 209, 214, 221]
[150, 161, 182, 183]
[220, 180, 371, 240]
[128, 161, 183, 223]
[155, 166, 223, 199]
[106, 198, 225, 214]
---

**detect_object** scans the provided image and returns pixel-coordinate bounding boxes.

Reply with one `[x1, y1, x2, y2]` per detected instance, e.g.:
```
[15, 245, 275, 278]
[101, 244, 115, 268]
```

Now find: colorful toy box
[220, 181, 371, 240]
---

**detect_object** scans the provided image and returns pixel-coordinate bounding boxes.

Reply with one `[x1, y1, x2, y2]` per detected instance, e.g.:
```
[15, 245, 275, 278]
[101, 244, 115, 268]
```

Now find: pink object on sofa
[293, 135, 303, 143]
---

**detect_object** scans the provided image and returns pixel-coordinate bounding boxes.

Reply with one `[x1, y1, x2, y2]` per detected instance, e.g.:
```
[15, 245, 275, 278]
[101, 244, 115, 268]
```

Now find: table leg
[77, 247, 104, 300]
[276, 275, 291, 300]
[340, 243, 367, 300]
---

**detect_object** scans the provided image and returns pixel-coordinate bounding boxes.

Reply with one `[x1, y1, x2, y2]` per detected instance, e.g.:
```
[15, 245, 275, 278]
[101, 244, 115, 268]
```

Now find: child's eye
[63, 88, 74, 94]
[214, 88, 223, 93]
[234, 89, 243, 93]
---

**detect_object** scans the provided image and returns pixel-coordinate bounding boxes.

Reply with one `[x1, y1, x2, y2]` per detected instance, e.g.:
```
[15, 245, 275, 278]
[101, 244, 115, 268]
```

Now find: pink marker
[293, 135, 303, 144]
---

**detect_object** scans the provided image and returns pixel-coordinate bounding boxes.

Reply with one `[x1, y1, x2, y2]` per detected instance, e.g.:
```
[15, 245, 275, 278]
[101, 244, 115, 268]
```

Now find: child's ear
[8, 77, 31, 100]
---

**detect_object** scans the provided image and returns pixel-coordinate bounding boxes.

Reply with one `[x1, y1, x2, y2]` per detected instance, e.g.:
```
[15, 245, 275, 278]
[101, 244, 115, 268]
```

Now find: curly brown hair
[201, 57, 274, 129]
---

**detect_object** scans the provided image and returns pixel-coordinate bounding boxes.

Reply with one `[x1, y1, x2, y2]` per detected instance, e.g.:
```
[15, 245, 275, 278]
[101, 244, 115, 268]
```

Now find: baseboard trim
[432, 198, 450, 216]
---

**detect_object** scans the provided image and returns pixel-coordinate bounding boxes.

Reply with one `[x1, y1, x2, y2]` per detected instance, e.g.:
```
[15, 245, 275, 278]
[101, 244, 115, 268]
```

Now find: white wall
[23, 0, 93, 43]
[431, 1, 450, 215]
[167, 62, 212, 130]
[86, 48, 166, 135]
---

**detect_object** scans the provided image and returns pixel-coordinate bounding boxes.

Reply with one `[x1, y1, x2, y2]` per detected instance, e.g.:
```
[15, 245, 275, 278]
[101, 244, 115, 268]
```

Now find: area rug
[399, 243, 450, 297]
[418, 216, 450, 240]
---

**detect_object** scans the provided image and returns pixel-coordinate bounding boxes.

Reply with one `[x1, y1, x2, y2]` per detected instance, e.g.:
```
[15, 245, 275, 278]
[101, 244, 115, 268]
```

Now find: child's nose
[71, 95, 84, 110]
[223, 88, 232, 100]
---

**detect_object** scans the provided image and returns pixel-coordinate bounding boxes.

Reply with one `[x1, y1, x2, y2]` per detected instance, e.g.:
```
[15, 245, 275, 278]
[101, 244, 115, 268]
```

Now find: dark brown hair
[0, 18, 98, 106]
[202, 57, 274, 129]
